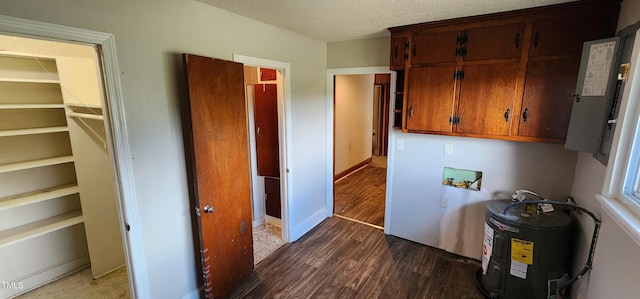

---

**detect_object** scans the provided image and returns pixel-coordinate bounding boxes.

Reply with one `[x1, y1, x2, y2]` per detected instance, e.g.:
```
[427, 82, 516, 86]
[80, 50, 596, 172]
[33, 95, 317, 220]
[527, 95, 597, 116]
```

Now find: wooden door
[529, 12, 614, 57]
[518, 59, 580, 139]
[456, 63, 519, 136]
[254, 84, 280, 177]
[390, 35, 409, 70]
[406, 65, 457, 132]
[264, 177, 281, 218]
[411, 30, 460, 65]
[464, 23, 524, 61]
[182, 54, 253, 298]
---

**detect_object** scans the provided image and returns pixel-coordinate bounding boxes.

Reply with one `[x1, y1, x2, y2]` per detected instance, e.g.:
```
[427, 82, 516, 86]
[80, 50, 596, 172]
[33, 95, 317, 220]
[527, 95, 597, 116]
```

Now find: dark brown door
[264, 177, 281, 218]
[456, 63, 519, 136]
[182, 54, 253, 298]
[254, 84, 280, 177]
[406, 65, 457, 132]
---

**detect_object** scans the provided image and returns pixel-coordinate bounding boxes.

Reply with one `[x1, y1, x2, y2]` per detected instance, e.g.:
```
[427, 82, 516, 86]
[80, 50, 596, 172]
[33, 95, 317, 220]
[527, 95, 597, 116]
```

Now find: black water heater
[478, 200, 574, 299]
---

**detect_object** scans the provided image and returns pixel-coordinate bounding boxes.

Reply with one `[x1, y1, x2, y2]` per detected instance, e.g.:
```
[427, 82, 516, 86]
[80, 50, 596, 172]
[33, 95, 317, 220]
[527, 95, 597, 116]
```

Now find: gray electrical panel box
[565, 37, 621, 154]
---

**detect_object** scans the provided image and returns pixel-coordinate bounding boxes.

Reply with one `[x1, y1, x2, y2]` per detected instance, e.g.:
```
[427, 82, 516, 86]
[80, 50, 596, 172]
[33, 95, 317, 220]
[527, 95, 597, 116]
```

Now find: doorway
[332, 73, 391, 229]
[0, 15, 146, 298]
[233, 54, 292, 264]
[0, 34, 132, 297]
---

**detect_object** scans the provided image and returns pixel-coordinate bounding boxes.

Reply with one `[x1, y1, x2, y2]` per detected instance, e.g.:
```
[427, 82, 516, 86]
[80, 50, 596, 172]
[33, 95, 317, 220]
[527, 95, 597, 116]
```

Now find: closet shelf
[0, 78, 60, 84]
[0, 156, 74, 174]
[0, 103, 65, 109]
[0, 126, 69, 137]
[0, 210, 83, 248]
[67, 112, 104, 121]
[0, 184, 80, 211]
[65, 102, 102, 109]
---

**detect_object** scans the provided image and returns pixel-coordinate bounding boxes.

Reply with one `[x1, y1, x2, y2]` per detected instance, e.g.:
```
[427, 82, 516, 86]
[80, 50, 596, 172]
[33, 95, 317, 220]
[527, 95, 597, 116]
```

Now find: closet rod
[67, 112, 104, 121]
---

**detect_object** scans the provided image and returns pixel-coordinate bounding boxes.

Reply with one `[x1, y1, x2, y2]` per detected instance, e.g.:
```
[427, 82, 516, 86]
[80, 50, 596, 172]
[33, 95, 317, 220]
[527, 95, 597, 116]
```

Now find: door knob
[203, 205, 214, 214]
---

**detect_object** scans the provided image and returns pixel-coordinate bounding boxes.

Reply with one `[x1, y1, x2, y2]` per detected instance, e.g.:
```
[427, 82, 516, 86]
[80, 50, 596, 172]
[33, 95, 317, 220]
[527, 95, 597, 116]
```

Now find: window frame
[598, 26, 640, 247]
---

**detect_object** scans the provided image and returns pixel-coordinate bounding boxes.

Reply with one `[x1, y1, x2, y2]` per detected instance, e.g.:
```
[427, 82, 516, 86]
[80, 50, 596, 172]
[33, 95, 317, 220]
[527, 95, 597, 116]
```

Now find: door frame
[0, 15, 149, 297]
[325, 67, 396, 234]
[233, 54, 292, 242]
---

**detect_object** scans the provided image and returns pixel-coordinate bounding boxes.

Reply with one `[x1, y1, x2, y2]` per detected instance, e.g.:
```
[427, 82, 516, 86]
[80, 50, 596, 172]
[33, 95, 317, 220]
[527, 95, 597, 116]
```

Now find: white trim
[0, 15, 149, 298]
[289, 207, 327, 241]
[232, 54, 292, 243]
[325, 66, 396, 235]
[597, 194, 640, 247]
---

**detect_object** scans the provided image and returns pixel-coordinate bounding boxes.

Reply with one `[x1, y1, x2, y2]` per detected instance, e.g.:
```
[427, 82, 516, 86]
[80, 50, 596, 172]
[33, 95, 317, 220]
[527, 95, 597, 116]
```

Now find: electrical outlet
[444, 144, 453, 155]
[440, 195, 448, 208]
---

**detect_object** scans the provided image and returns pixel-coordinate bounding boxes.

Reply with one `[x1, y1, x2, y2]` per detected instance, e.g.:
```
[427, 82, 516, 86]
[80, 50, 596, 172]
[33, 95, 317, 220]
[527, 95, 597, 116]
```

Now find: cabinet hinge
[449, 116, 461, 125]
[404, 40, 410, 49]
[456, 32, 469, 45]
[455, 47, 467, 57]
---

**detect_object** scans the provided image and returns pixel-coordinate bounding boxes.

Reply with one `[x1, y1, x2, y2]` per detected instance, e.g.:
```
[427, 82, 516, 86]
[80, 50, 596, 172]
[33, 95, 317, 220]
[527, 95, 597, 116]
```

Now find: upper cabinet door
[464, 23, 525, 61]
[411, 30, 460, 65]
[456, 63, 520, 136]
[529, 12, 616, 57]
[406, 65, 457, 132]
[518, 58, 580, 140]
[390, 35, 409, 70]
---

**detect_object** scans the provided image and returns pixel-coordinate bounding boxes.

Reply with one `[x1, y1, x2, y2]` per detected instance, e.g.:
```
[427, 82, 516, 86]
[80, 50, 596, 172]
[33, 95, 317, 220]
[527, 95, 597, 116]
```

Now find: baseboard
[264, 215, 282, 227]
[3, 255, 90, 298]
[289, 207, 327, 242]
[253, 217, 265, 228]
[181, 288, 201, 299]
[334, 157, 372, 181]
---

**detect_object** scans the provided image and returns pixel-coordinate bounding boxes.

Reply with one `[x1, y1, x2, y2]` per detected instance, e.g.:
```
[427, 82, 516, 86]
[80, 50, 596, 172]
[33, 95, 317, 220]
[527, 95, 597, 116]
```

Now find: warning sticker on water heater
[511, 238, 534, 265]
[481, 223, 494, 274]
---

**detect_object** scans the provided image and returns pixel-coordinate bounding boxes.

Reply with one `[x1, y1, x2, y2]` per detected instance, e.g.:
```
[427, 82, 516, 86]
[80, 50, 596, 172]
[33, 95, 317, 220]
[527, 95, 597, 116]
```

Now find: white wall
[0, 1, 327, 298]
[334, 74, 374, 174]
[388, 133, 578, 258]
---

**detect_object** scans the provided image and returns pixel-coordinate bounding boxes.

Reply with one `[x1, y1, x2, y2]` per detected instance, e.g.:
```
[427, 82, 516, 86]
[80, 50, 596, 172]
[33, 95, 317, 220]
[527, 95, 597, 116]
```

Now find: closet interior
[0, 35, 125, 298]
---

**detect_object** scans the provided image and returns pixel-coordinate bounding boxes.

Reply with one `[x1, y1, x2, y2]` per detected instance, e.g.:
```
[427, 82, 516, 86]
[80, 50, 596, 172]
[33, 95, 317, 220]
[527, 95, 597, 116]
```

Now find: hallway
[334, 158, 386, 228]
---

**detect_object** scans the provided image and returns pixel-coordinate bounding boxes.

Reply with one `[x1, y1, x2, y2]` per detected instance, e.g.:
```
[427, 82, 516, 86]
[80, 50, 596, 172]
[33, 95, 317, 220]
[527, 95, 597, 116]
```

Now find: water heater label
[511, 238, 534, 265]
[481, 223, 494, 274]
[510, 260, 528, 279]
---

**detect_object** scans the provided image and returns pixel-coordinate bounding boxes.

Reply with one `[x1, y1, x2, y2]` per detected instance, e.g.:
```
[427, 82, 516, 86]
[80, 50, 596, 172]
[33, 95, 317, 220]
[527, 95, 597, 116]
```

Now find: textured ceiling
[197, 0, 574, 42]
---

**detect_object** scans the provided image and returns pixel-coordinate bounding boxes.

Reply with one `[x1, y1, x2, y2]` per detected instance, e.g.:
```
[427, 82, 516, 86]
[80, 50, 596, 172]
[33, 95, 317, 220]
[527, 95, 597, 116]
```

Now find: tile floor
[14, 222, 284, 298]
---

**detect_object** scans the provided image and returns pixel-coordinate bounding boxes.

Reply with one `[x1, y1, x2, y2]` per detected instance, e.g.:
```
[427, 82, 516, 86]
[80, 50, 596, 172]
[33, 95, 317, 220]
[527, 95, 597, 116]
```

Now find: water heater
[478, 199, 574, 299]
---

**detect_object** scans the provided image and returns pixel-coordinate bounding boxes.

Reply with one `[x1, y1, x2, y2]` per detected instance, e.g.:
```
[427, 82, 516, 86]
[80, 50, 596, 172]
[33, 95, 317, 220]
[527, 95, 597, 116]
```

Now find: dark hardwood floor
[230, 217, 484, 299]
[335, 165, 386, 227]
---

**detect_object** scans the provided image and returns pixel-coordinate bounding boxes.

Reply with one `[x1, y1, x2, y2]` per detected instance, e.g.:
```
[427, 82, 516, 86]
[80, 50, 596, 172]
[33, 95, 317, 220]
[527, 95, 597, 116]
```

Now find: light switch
[444, 144, 453, 155]
[396, 139, 404, 150]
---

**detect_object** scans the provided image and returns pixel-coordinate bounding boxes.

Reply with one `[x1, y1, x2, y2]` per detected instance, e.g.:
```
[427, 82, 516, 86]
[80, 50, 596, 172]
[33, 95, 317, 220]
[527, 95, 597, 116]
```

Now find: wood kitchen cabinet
[390, 35, 410, 70]
[389, 0, 620, 143]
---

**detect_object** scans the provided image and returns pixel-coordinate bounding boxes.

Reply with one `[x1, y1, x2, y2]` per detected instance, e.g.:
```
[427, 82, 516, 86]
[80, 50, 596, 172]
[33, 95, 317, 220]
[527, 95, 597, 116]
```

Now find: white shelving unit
[0, 53, 89, 298]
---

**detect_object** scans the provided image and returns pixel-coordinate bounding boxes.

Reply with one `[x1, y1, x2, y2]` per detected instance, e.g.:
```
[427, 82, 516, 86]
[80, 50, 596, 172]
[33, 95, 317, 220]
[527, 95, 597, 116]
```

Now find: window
[597, 26, 640, 246]
[623, 112, 640, 202]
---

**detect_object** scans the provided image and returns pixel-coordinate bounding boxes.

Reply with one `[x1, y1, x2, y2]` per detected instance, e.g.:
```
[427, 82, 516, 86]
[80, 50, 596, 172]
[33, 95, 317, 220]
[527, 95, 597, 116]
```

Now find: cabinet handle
[413, 44, 417, 57]
[408, 106, 413, 118]
[533, 32, 540, 47]
[522, 108, 529, 123]
[504, 108, 511, 122]
[514, 33, 520, 49]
